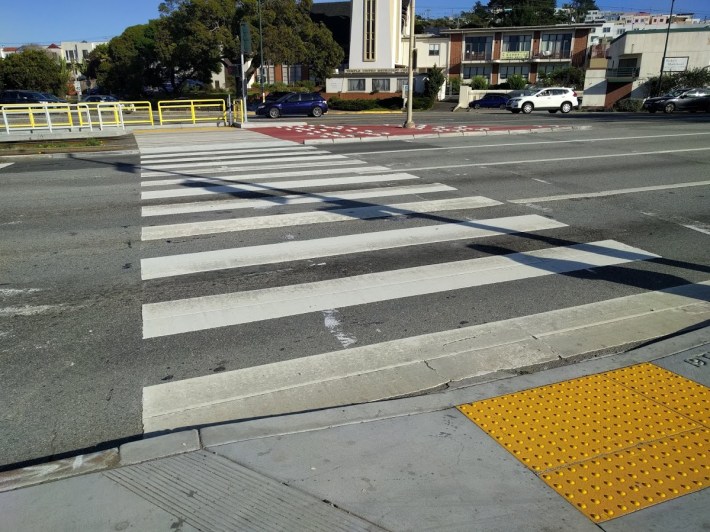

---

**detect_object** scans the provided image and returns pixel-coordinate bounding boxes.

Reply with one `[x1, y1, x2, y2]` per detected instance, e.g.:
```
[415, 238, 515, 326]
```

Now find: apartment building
[443, 24, 598, 86]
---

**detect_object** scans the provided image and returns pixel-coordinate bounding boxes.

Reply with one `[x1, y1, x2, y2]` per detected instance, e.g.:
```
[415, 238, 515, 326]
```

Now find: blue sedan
[469, 93, 511, 110]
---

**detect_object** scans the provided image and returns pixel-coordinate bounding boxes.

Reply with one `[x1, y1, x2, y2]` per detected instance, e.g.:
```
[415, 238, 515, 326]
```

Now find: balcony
[605, 67, 640, 81]
[533, 51, 571, 61]
[463, 51, 492, 62]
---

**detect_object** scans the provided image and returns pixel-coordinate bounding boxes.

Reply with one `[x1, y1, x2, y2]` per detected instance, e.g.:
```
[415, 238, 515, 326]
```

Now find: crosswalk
[135, 133, 708, 430]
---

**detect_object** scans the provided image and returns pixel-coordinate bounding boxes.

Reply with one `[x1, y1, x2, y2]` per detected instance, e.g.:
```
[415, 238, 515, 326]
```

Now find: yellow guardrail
[2, 98, 236, 133]
[157, 99, 228, 125]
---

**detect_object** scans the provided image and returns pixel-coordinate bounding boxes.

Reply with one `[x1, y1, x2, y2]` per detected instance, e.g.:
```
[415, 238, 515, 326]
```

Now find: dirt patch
[0, 135, 138, 156]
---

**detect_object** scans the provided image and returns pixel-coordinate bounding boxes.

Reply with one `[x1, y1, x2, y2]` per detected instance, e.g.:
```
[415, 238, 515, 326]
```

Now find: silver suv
[506, 87, 579, 114]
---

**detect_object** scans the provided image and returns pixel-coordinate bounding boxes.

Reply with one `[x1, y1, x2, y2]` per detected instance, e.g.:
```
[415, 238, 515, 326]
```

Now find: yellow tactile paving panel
[457, 363, 710, 523]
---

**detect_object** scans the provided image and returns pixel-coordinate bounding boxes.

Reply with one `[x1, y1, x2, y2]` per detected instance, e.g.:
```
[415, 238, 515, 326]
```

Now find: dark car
[469, 93, 511, 110]
[0, 90, 51, 105]
[256, 92, 328, 118]
[643, 87, 710, 113]
[40, 93, 68, 103]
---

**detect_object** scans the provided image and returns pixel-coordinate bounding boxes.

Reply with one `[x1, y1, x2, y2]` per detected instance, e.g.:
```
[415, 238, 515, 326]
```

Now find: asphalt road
[1, 112, 709, 468]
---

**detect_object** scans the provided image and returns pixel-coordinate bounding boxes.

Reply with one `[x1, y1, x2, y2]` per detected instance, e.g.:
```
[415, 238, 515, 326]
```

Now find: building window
[540, 33, 572, 58]
[462, 65, 491, 79]
[396, 78, 408, 92]
[429, 44, 440, 56]
[364, 0, 376, 61]
[281, 65, 302, 84]
[502, 34, 531, 52]
[537, 63, 561, 76]
[372, 79, 390, 92]
[616, 29, 624, 35]
[348, 78, 366, 91]
[603, 27, 611, 33]
[464, 36, 492, 60]
[499, 64, 529, 80]
[65, 50, 76, 62]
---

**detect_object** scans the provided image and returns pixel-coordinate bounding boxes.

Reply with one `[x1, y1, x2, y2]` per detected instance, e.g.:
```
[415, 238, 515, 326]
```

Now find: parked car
[506, 87, 579, 114]
[469, 93, 511, 110]
[81, 94, 135, 113]
[40, 93, 68, 103]
[0, 90, 51, 105]
[256, 92, 328, 118]
[643, 87, 710, 113]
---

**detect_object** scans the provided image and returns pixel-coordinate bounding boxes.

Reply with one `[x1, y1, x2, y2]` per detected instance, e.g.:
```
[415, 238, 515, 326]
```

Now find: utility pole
[258, 0, 266, 103]
[404, 0, 416, 128]
[657, 0, 675, 96]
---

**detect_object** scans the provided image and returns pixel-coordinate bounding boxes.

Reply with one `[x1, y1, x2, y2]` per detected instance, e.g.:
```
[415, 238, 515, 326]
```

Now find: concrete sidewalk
[2, 327, 708, 531]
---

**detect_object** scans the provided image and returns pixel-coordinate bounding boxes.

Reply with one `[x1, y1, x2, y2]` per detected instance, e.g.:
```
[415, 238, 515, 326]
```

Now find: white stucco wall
[349, 0, 404, 69]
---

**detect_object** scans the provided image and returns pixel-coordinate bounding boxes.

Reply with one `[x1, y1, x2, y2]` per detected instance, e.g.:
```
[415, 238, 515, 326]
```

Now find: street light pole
[404, 0, 416, 128]
[657, 0, 675, 96]
[257, 0, 265, 102]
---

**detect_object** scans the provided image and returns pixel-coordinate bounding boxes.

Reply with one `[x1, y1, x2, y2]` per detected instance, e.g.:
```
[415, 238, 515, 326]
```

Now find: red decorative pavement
[253, 123, 562, 143]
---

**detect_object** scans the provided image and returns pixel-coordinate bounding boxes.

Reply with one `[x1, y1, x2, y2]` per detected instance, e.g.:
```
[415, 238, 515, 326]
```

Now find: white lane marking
[641, 211, 710, 236]
[141, 165, 392, 187]
[141, 214, 566, 279]
[142, 240, 658, 338]
[142, 196, 500, 241]
[0, 163, 14, 170]
[0, 288, 41, 296]
[344, 131, 710, 156]
[141, 146, 318, 163]
[140, 158, 370, 178]
[532, 178, 550, 184]
[142, 183, 456, 217]
[401, 147, 710, 173]
[0, 305, 64, 316]
[510, 180, 710, 204]
[140, 153, 347, 171]
[322, 309, 357, 348]
[140, 173, 420, 201]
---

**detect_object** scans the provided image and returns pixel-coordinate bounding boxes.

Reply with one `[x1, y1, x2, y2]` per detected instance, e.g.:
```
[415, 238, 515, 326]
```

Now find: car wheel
[473, 103, 481, 109]
[560, 102, 572, 114]
[511, 110, 521, 114]
[268, 107, 280, 119]
[521, 102, 533, 114]
[311, 106, 323, 117]
[548, 110, 558, 114]
[663, 103, 675, 114]
[499, 103, 506, 110]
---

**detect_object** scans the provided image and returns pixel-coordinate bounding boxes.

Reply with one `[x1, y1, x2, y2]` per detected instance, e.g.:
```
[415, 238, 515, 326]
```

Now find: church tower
[348, 0, 409, 70]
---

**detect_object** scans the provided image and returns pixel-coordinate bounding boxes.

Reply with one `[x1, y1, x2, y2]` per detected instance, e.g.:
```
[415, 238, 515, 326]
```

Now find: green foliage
[613, 98, 644, 112]
[413, 96, 433, 110]
[487, 0, 557, 26]
[0, 49, 69, 94]
[449, 77, 462, 94]
[645, 68, 710, 96]
[328, 97, 378, 111]
[539, 66, 585, 90]
[506, 74, 528, 90]
[470, 75, 489, 90]
[424, 65, 446, 101]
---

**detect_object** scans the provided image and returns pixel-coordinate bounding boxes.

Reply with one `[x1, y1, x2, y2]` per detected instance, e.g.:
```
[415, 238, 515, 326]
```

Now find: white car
[506, 87, 579, 114]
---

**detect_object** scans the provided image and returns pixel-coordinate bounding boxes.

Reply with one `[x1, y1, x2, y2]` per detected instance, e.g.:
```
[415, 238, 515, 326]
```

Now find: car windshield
[665, 89, 688, 97]
[516, 90, 536, 97]
[275, 93, 295, 103]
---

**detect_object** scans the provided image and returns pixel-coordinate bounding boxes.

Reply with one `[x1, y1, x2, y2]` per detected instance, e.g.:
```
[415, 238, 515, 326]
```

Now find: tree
[82, 44, 111, 90]
[506, 74, 528, 89]
[0, 49, 69, 95]
[103, 23, 162, 97]
[560, 0, 599, 23]
[425, 65, 446, 101]
[539, 66, 585, 89]
[487, 0, 557, 26]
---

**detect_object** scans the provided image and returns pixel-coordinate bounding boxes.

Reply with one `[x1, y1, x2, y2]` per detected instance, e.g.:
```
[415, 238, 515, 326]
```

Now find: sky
[1, 0, 708, 46]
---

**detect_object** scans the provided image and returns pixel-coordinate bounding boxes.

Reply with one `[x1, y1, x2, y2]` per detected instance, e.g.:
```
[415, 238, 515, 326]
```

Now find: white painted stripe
[345, 131, 710, 157]
[140, 158, 370, 178]
[139, 141, 295, 155]
[142, 281, 710, 431]
[141, 214, 567, 279]
[141, 146, 318, 163]
[0, 163, 14, 170]
[140, 153, 347, 171]
[509, 180, 710, 204]
[141, 165, 392, 187]
[683, 224, 710, 236]
[141, 196, 500, 240]
[140, 173, 420, 201]
[402, 147, 710, 173]
[142, 240, 658, 338]
[142, 183, 456, 217]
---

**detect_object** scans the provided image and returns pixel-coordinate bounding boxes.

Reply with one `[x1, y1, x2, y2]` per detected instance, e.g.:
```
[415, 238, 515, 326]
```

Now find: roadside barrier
[2, 98, 233, 134]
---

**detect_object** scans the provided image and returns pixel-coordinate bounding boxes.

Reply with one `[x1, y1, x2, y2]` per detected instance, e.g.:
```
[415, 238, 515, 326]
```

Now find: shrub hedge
[613, 98, 644, 112]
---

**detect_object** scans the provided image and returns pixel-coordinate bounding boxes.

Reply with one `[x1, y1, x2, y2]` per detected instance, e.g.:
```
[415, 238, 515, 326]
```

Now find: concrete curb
[302, 125, 589, 145]
[1, 324, 706, 494]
